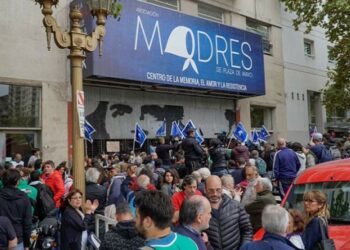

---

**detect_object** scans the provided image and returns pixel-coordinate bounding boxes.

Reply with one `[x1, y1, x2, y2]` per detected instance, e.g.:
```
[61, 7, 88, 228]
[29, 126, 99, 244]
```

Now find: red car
[254, 159, 350, 249]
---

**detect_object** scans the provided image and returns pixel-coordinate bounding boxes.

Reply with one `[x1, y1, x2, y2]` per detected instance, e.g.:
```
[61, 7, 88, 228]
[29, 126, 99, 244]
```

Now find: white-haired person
[239, 205, 300, 250]
[86, 167, 107, 215]
[241, 165, 259, 206]
[197, 168, 211, 193]
[192, 170, 205, 194]
[244, 177, 276, 233]
[221, 174, 242, 202]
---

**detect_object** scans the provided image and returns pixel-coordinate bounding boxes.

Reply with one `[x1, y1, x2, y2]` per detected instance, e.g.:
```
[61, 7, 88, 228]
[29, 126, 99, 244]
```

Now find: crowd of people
[0, 129, 344, 249]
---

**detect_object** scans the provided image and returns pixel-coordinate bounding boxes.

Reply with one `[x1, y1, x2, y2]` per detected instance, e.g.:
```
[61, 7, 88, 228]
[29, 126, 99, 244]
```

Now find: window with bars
[250, 105, 274, 130]
[246, 19, 272, 54]
[304, 39, 315, 58]
[145, 0, 179, 10]
[198, 2, 223, 23]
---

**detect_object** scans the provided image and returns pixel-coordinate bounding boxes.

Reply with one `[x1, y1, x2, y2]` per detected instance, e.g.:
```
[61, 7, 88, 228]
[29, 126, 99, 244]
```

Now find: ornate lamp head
[36, 0, 59, 16]
[87, 0, 112, 25]
[87, 0, 122, 25]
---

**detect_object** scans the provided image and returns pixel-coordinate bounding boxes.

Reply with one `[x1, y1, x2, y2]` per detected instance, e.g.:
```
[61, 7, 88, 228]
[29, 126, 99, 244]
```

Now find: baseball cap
[312, 133, 323, 141]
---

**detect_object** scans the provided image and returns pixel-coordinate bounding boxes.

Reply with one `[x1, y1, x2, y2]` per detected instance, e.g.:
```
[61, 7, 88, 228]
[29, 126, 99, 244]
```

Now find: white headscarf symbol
[165, 26, 199, 74]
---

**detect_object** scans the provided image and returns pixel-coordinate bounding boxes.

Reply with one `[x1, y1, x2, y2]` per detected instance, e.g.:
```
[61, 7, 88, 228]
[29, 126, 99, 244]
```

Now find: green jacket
[18, 179, 38, 214]
[245, 190, 276, 233]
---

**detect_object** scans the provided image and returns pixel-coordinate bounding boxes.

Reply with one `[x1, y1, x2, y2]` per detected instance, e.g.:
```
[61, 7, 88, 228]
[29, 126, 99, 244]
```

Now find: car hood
[330, 225, 350, 250]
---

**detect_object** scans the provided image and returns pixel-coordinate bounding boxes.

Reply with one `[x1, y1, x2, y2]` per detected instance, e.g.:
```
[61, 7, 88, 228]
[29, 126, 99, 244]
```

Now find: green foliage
[281, 0, 350, 114]
[111, 0, 123, 19]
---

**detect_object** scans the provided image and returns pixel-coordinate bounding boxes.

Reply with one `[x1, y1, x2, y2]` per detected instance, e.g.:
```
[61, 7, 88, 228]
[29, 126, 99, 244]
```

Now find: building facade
[0, 0, 287, 165]
[281, 6, 334, 144]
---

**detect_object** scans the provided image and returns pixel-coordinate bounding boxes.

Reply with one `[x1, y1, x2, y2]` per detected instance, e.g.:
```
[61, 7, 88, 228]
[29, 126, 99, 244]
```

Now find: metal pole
[132, 123, 136, 153]
[70, 52, 85, 195]
[35, 2, 109, 199]
[69, 9, 86, 194]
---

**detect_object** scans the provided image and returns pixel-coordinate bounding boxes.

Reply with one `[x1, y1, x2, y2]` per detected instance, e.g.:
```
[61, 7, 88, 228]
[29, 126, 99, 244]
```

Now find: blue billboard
[85, 0, 265, 95]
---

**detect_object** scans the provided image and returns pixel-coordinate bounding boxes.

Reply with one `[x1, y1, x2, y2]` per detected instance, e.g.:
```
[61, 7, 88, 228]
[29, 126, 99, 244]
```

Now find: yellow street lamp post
[34, 0, 115, 195]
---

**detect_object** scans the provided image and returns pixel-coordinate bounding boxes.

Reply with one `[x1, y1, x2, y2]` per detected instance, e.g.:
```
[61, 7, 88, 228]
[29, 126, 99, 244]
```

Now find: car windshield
[284, 181, 350, 224]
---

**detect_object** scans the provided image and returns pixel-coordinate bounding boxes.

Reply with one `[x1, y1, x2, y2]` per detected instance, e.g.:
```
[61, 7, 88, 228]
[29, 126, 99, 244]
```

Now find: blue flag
[135, 123, 147, 147]
[251, 129, 259, 145]
[155, 120, 166, 137]
[195, 130, 205, 145]
[178, 122, 185, 131]
[84, 120, 96, 143]
[258, 125, 270, 142]
[182, 120, 204, 144]
[182, 120, 196, 137]
[170, 121, 184, 139]
[232, 122, 248, 143]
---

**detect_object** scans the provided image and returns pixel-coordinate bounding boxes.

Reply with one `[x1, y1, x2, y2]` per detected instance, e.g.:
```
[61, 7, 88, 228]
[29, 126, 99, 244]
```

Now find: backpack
[255, 158, 267, 176]
[37, 185, 56, 216]
[317, 146, 333, 164]
[329, 146, 341, 160]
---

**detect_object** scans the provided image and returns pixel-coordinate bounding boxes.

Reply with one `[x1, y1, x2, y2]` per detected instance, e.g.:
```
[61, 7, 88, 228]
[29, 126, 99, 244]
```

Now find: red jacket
[41, 170, 65, 208]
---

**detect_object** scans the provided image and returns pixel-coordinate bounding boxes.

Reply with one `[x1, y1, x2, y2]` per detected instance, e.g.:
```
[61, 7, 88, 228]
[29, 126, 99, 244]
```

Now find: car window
[284, 182, 350, 224]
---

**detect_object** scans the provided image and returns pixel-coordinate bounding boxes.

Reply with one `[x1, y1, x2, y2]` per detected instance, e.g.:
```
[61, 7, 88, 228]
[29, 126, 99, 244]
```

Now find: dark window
[250, 106, 273, 130]
[284, 182, 350, 224]
[0, 84, 41, 128]
[247, 19, 272, 54]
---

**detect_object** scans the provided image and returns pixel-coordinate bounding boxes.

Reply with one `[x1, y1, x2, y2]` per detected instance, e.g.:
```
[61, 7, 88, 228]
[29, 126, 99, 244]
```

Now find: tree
[281, 0, 350, 114]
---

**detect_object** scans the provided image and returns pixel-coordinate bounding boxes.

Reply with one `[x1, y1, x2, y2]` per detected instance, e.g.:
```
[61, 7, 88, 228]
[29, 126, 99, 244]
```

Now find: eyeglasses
[71, 196, 82, 200]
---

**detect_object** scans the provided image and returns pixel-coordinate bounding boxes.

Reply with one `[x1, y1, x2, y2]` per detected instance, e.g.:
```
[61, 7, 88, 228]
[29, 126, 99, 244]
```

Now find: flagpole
[132, 122, 136, 153]
[227, 122, 235, 149]
[84, 139, 87, 158]
[164, 118, 166, 137]
[226, 136, 233, 149]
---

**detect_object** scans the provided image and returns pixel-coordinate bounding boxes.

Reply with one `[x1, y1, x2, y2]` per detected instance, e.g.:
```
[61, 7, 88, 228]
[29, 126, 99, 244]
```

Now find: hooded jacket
[295, 152, 306, 175]
[0, 187, 32, 247]
[232, 145, 250, 163]
[100, 220, 144, 250]
[41, 170, 65, 208]
[209, 146, 228, 170]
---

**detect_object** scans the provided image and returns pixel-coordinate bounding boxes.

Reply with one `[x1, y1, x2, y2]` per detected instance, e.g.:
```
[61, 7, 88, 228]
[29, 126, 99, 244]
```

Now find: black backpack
[37, 185, 56, 216]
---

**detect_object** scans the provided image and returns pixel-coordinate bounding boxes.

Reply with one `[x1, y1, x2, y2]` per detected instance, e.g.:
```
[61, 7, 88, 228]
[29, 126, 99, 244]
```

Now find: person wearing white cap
[310, 133, 333, 164]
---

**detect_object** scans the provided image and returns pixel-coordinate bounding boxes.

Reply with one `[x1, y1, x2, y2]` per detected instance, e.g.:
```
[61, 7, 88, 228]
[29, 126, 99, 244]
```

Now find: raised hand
[85, 199, 98, 214]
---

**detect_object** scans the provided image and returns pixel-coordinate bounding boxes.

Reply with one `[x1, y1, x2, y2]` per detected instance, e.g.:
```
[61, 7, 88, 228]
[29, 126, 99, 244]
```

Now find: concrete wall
[0, 0, 70, 164]
[231, 0, 286, 142]
[281, 4, 330, 144]
[85, 86, 235, 139]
